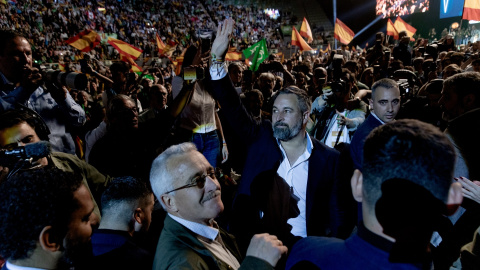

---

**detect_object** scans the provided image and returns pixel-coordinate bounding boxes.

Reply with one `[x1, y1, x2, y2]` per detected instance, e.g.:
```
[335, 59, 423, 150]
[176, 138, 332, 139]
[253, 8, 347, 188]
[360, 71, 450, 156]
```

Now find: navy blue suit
[350, 114, 382, 170]
[211, 75, 341, 252]
[286, 224, 424, 270]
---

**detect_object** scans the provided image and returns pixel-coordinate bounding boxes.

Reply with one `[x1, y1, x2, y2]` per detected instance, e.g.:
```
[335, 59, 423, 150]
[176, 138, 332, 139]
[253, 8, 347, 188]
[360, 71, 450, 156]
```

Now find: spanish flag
[156, 33, 166, 54]
[386, 19, 399, 40]
[66, 30, 100, 52]
[120, 55, 143, 73]
[463, 0, 480, 21]
[300, 17, 313, 43]
[393, 17, 416, 41]
[334, 19, 355, 45]
[226, 48, 243, 61]
[291, 26, 313, 51]
[107, 37, 143, 60]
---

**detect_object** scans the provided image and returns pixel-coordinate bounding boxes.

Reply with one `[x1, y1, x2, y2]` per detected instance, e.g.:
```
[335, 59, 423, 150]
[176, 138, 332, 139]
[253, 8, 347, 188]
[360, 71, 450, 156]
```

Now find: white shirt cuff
[209, 63, 228, 80]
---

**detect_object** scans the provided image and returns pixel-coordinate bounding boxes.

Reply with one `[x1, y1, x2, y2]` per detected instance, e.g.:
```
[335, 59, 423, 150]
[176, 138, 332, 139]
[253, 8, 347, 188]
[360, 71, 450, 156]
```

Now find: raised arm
[209, 19, 266, 144]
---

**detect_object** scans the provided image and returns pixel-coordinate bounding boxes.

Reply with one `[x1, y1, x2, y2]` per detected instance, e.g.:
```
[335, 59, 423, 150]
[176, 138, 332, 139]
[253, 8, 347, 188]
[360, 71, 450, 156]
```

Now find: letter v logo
[443, 0, 449, 13]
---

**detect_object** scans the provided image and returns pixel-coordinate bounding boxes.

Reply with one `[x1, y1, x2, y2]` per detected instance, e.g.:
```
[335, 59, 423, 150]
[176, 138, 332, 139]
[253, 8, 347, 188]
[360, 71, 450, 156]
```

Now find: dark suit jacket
[153, 215, 273, 270]
[211, 75, 341, 252]
[350, 114, 382, 170]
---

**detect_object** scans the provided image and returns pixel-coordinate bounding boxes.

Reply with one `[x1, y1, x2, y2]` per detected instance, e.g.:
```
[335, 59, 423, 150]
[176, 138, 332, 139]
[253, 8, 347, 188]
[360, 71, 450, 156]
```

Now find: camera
[44, 69, 88, 90]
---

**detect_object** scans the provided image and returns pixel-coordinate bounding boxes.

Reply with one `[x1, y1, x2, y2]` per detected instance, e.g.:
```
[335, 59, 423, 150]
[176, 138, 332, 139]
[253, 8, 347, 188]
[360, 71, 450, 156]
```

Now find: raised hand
[210, 18, 234, 62]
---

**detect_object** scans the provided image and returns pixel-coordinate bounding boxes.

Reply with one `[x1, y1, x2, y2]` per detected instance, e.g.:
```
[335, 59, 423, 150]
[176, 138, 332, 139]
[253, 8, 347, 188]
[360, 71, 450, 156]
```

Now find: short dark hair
[0, 29, 26, 56]
[101, 176, 152, 214]
[362, 119, 455, 206]
[0, 168, 83, 260]
[0, 109, 50, 141]
[371, 78, 399, 98]
[106, 94, 135, 120]
[109, 61, 130, 74]
[443, 72, 480, 107]
[271, 85, 311, 114]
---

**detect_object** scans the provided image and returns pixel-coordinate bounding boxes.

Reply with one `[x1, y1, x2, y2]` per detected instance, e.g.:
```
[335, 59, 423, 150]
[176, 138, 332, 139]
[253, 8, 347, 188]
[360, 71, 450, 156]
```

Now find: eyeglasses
[164, 172, 216, 194]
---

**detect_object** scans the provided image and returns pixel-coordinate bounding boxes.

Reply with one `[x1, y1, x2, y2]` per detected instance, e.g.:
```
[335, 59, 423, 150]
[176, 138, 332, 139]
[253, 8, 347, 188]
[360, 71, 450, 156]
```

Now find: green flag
[243, 39, 269, 72]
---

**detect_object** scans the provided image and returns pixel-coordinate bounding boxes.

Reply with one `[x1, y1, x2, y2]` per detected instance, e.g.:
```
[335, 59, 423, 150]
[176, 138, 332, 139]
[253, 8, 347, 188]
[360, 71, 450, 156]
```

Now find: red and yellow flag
[393, 17, 416, 41]
[226, 48, 243, 61]
[463, 0, 480, 21]
[65, 30, 100, 52]
[120, 55, 143, 73]
[292, 26, 313, 51]
[156, 33, 166, 54]
[107, 37, 143, 60]
[300, 17, 313, 43]
[334, 19, 355, 45]
[386, 19, 399, 40]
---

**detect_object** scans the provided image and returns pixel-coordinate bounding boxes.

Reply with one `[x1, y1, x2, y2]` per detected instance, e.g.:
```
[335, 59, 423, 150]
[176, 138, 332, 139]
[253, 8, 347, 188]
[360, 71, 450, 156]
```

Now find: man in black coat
[209, 19, 342, 253]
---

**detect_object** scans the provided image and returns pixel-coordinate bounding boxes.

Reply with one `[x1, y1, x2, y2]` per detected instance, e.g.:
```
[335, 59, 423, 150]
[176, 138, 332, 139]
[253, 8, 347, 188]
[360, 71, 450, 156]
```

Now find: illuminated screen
[376, 0, 430, 18]
[440, 0, 465, 19]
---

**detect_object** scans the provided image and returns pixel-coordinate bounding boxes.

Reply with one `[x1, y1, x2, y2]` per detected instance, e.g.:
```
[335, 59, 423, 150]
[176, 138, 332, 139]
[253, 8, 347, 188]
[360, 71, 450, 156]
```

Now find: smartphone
[183, 67, 205, 81]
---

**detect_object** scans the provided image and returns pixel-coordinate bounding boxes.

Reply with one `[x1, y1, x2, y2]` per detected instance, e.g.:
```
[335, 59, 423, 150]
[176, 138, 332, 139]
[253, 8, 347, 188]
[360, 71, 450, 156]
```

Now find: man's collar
[276, 132, 314, 154]
[6, 261, 46, 270]
[168, 213, 219, 241]
[357, 222, 393, 253]
[370, 111, 385, 124]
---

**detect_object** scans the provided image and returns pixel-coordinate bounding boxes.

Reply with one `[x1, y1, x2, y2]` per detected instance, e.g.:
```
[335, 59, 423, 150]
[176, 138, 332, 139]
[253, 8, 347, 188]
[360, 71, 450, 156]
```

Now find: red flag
[107, 37, 143, 60]
[300, 17, 313, 43]
[291, 27, 313, 51]
[65, 30, 100, 52]
[334, 19, 355, 45]
[156, 33, 166, 54]
[386, 19, 399, 40]
[463, 0, 480, 21]
[120, 55, 143, 73]
[393, 17, 416, 41]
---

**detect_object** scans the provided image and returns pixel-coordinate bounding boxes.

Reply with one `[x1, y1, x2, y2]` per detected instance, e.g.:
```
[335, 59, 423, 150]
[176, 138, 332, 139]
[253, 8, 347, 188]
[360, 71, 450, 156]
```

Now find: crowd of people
[1, 0, 480, 269]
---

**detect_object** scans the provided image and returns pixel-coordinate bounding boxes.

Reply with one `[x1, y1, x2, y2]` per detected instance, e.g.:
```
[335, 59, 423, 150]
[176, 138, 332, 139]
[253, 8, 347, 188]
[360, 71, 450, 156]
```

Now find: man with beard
[0, 168, 97, 269]
[209, 19, 341, 253]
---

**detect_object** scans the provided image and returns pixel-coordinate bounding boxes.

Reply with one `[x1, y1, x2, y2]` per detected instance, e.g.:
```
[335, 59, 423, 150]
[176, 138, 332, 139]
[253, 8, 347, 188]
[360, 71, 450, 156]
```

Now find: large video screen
[376, 0, 430, 18]
[440, 0, 465, 19]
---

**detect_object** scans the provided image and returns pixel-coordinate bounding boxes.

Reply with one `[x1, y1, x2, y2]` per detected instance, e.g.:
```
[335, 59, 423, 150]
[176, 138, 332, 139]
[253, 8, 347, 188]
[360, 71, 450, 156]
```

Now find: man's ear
[160, 194, 178, 212]
[369, 99, 373, 108]
[351, 169, 363, 203]
[39, 226, 61, 252]
[134, 208, 144, 224]
[446, 181, 463, 216]
[303, 111, 310, 125]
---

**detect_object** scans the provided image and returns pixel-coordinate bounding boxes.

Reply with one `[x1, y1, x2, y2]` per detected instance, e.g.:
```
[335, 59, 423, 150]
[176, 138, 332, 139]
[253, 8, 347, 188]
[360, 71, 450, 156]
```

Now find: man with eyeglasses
[150, 142, 288, 270]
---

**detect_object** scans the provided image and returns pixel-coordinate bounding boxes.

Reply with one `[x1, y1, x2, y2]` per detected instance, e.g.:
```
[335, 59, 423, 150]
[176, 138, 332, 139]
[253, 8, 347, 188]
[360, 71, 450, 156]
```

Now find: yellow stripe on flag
[300, 17, 313, 43]
[291, 27, 313, 51]
[108, 37, 143, 60]
[463, 0, 480, 20]
[334, 18, 355, 45]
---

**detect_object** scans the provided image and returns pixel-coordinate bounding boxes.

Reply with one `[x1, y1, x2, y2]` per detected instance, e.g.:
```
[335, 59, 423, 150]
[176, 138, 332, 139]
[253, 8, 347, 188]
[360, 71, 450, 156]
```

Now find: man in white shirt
[150, 143, 287, 270]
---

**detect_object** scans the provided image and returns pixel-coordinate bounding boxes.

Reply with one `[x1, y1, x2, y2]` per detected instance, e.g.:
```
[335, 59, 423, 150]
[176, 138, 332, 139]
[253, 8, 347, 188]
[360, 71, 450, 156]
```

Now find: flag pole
[333, 0, 337, 50]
